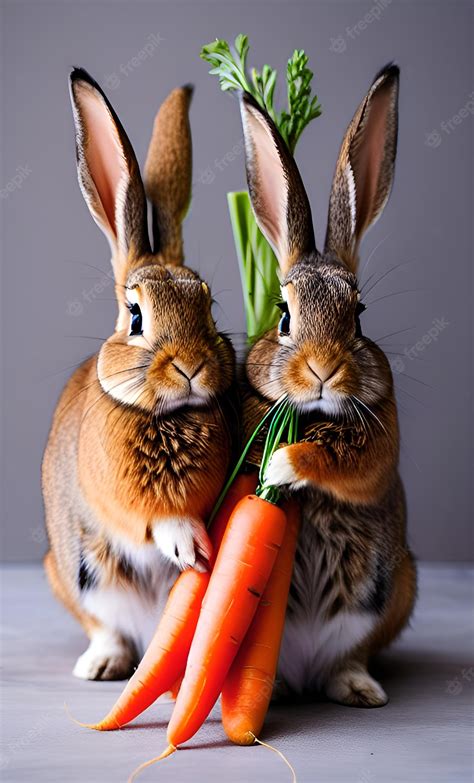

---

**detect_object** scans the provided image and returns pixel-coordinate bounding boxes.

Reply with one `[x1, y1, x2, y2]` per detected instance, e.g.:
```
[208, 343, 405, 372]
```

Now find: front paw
[153, 517, 212, 572]
[264, 446, 299, 488]
[73, 631, 136, 681]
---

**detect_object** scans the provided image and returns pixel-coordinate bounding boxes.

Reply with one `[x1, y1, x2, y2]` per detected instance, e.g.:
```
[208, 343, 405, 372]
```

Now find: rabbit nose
[306, 358, 336, 384]
[172, 358, 206, 382]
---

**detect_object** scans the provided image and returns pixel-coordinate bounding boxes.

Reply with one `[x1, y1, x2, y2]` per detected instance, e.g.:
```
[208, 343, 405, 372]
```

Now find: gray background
[0, 0, 472, 562]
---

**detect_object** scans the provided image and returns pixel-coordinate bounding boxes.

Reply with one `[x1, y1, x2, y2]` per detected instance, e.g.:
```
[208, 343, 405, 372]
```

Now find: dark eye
[355, 301, 366, 337]
[277, 302, 291, 336]
[127, 302, 143, 336]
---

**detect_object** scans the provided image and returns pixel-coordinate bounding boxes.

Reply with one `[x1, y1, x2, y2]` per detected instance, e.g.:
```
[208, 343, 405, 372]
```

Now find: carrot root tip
[63, 702, 98, 730]
[252, 735, 297, 783]
[226, 729, 256, 746]
[127, 744, 177, 782]
[63, 702, 121, 731]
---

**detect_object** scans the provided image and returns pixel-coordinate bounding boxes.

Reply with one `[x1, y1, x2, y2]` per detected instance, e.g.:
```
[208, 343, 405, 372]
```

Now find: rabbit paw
[73, 630, 136, 681]
[325, 665, 388, 708]
[153, 517, 212, 572]
[264, 446, 299, 488]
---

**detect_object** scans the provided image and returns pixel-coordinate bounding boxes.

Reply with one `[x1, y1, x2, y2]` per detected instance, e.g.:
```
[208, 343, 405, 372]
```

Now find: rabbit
[237, 63, 417, 706]
[42, 68, 238, 680]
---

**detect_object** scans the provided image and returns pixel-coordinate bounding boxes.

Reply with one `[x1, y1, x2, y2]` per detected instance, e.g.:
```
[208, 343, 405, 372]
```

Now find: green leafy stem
[201, 34, 321, 155]
[209, 395, 299, 520]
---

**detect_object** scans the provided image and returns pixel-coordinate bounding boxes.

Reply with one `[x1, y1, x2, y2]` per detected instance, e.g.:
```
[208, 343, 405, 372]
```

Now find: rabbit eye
[355, 301, 366, 337]
[277, 303, 291, 336]
[127, 302, 143, 336]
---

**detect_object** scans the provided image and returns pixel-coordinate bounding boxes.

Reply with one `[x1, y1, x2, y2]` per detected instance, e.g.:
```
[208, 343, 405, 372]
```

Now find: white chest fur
[278, 609, 375, 693]
[80, 536, 177, 656]
[276, 499, 376, 694]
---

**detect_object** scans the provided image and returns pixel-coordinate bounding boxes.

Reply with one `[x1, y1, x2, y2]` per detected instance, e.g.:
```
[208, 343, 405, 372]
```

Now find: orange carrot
[165, 494, 287, 750]
[221, 500, 300, 744]
[87, 472, 258, 730]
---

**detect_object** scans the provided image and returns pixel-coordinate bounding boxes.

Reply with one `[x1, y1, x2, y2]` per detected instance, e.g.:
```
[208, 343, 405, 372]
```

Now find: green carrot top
[209, 396, 299, 521]
[201, 34, 321, 154]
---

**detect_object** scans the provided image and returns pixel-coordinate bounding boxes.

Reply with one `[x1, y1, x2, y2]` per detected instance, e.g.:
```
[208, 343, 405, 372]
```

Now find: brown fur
[325, 64, 399, 272]
[144, 86, 193, 263]
[43, 69, 238, 679]
[238, 65, 416, 703]
[44, 551, 100, 636]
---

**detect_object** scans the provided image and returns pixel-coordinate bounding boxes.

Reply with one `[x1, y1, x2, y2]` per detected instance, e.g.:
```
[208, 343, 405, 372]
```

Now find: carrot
[165, 494, 287, 750]
[86, 472, 258, 731]
[221, 499, 300, 744]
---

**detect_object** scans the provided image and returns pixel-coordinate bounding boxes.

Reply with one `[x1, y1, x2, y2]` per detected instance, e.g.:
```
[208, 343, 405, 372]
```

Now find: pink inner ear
[247, 110, 288, 263]
[354, 85, 390, 229]
[76, 84, 125, 237]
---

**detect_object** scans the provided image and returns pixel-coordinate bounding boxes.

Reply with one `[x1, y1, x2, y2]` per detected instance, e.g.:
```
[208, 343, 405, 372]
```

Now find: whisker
[377, 344, 423, 351]
[39, 355, 95, 382]
[141, 334, 156, 354]
[65, 335, 108, 341]
[360, 259, 413, 298]
[210, 394, 233, 448]
[358, 233, 392, 283]
[373, 326, 415, 342]
[396, 371, 431, 389]
[55, 365, 149, 424]
[399, 440, 422, 473]
[65, 260, 113, 276]
[79, 374, 147, 431]
[366, 289, 422, 307]
[101, 400, 132, 454]
[83, 298, 118, 303]
[79, 390, 108, 428]
[352, 396, 388, 437]
[349, 397, 368, 437]
[393, 385, 426, 407]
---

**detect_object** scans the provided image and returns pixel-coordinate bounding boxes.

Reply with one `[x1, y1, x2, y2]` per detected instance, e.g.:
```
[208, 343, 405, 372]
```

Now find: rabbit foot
[73, 630, 136, 681]
[153, 516, 212, 572]
[325, 664, 388, 708]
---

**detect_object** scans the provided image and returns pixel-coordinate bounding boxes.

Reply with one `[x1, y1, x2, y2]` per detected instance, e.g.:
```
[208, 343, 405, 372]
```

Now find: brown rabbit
[238, 64, 416, 705]
[42, 69, 237, 680]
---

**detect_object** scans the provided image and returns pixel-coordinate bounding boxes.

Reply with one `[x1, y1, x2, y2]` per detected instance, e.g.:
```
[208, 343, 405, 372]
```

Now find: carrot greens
[200, 35, 321, 154]
[201, 34, 322, 341]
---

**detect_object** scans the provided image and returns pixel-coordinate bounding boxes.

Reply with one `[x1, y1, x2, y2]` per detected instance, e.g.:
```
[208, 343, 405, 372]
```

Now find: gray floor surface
[1, 564, 473, 783]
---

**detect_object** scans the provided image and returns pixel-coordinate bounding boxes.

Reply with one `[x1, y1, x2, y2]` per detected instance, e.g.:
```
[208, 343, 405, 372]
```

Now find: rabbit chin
[294, 393, 345, 418]
[157, 390, 211, 415]
[100, 373, 212, 415]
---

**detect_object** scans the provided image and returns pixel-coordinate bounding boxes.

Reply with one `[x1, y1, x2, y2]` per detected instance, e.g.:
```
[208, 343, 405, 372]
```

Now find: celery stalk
[227, 191, 280, 341]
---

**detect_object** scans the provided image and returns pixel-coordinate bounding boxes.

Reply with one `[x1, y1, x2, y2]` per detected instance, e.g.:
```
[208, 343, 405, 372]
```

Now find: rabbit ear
[144, 85, 193, 265]
[239, 92, 316, 276]
[69, 68, 151, 281]
[325, 63, 399, 273]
